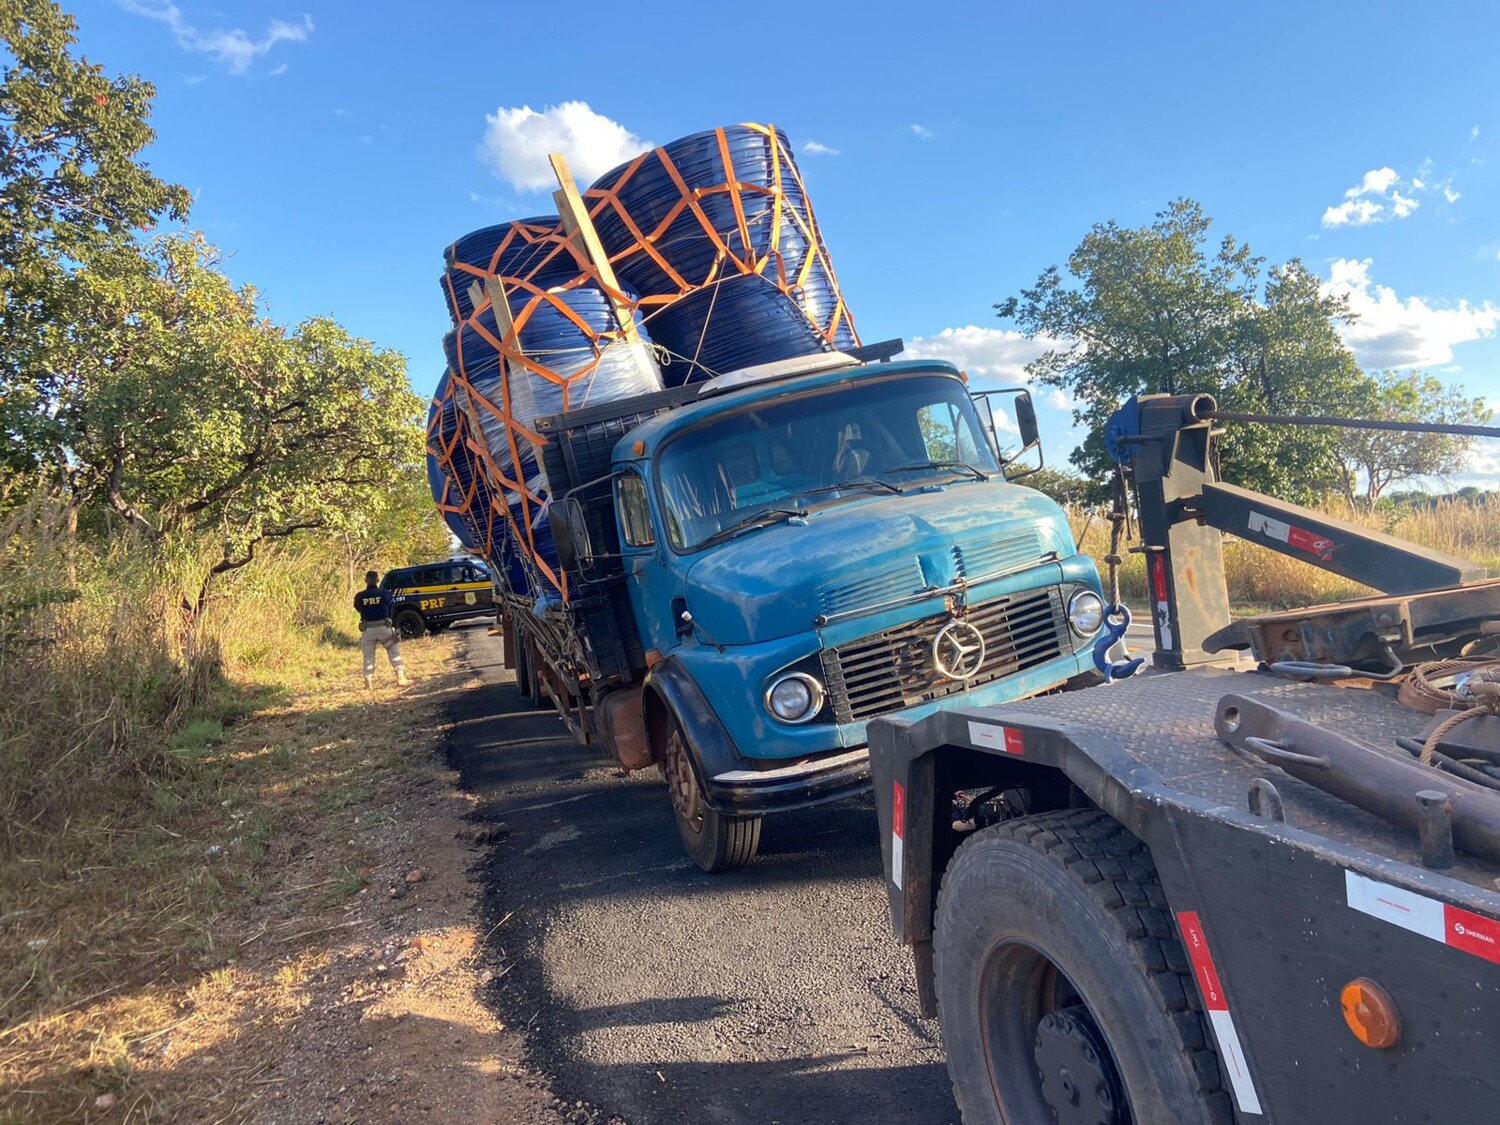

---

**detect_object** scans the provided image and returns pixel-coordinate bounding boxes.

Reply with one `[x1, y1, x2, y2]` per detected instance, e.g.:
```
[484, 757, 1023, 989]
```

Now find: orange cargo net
[582, 122, 859, 350]
[425, 375, 508, 560]
[447, 228, 659, 600]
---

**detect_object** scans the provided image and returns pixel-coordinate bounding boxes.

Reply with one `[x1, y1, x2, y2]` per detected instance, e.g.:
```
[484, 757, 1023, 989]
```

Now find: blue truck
[504, 346, 1107, 871]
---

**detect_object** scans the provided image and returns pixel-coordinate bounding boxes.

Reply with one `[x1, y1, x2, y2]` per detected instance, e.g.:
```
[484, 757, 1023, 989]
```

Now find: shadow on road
[446, 627, 958, 1125]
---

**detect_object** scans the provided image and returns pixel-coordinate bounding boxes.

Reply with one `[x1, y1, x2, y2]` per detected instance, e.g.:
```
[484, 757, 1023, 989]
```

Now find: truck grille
[819, 587, 1071, 724]
[819, 556, 924, 617]
[952, 529, 1046, 580]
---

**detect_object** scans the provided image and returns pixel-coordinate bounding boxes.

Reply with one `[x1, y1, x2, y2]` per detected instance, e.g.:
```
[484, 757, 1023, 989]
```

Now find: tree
[1332, 371, 1492, 506]
[0, 0, 190, 472]
[1021, 466, 1098, 508]
[998, 199, 1368, 501]
[50, 233, 423, 622]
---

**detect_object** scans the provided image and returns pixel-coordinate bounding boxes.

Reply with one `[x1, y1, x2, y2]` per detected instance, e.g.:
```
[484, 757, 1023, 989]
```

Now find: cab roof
[613, 357, 965, 462]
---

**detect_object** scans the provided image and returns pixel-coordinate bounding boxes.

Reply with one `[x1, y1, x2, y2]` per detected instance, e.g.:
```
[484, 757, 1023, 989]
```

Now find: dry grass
[0, 500, 463, 1122]
[1070, 497, 1500, 613]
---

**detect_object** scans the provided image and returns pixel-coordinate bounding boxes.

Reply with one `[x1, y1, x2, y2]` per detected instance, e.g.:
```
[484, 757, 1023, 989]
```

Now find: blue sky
[79, 0, 1500, 478]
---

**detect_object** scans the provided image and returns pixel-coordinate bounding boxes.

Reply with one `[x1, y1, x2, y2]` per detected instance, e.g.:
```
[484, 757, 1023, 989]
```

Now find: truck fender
[643, 657, 744, 814]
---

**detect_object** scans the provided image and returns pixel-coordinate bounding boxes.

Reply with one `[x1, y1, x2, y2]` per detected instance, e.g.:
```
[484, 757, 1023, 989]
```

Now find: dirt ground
[2, 626, 598, 1124]
[171, 634, 575, 1125]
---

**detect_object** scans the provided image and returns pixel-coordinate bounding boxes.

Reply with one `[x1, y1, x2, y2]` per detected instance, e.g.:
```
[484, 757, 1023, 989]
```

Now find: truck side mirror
[1014, 391, 1040, 452]
[548, 497, 593, 574]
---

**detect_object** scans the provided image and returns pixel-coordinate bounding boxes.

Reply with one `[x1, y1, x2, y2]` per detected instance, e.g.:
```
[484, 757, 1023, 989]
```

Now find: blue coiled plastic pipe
[439, 216, 579, 324]
[589, 124, 855, 379]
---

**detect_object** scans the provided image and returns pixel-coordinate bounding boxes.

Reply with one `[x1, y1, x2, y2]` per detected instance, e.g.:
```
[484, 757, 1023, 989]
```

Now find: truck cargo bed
[995, 666, 1500, 886]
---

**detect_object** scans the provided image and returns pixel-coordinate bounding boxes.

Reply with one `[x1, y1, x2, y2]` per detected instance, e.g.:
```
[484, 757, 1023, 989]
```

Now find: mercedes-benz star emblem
[933, 620, 987, 681]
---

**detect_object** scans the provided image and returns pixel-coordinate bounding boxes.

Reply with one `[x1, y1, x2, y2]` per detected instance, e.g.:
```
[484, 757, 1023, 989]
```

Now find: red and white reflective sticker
[1247, 510, 1335, 561]
[1346, 871, 1500, 964]
[1151, 555, 1175, 651]
[891, 781, 905, 890]
[1176, 911, 1264, 1116]
[967, 721, 1025, 756]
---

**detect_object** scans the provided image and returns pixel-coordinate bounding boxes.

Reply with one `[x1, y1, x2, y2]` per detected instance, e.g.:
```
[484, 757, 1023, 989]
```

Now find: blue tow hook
[1093, 604, 1145, 684]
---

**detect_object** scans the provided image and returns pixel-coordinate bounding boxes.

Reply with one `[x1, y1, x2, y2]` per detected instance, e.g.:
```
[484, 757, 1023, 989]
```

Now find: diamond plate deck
[996, 666, 1500, 886]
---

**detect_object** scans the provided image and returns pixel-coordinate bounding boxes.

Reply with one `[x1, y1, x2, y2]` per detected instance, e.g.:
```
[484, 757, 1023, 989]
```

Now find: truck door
[455, 563, 493, 611]
[615, 467, 681, 657]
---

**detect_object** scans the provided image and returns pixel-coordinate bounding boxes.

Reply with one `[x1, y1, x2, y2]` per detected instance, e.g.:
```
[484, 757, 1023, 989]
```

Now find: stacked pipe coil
[439, 216, 584, 323]
[428, 123, 859, 601]
[435, 216, 664, 598]
[586, 123, 858, 383]
[426, 370, 502, 555]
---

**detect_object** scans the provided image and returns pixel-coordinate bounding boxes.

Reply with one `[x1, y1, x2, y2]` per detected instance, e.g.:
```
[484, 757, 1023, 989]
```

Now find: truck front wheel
[934, 810, 1231, 1125]
[659, 718, 760, 873]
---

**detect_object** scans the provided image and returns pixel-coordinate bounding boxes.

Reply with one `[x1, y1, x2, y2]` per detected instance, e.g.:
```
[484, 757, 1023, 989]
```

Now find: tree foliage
[1332, 371, 1492, 506]
[998, 199, 1369, 500]
[1020, 466, 1098, 508]
[1, 4, 429, 625]
[0, 0, 190, 470]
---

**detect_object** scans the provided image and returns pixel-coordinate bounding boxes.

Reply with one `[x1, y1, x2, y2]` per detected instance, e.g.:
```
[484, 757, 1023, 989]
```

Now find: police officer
[354, 571, 409, 689]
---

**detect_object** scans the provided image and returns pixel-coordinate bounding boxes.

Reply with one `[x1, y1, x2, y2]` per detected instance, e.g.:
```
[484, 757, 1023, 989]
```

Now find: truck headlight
[1068, 589, 1104, 637]
[765, 672, 826, 724]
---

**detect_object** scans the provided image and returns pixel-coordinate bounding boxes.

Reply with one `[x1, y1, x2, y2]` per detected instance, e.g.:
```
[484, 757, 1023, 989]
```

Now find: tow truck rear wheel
[659, 718, 760, 873]
[934, 810, 1232, 1125]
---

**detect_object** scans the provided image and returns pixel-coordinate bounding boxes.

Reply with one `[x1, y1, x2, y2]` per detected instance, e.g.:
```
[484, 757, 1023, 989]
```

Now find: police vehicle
[381, 558, 495, 638]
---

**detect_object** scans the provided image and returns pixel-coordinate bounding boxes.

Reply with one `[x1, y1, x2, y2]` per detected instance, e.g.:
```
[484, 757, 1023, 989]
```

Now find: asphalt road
[443, 625, 959, 1125]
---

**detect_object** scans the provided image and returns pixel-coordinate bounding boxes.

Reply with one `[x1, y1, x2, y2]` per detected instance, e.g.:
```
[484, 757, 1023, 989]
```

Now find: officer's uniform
[354, 585, 406, 685]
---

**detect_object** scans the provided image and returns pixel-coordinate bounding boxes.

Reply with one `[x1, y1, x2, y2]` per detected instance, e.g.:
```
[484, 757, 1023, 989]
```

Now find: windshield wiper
[792, 476, 903, 502]
[696, 508, 804, 549]
[884, 460, 989, 482]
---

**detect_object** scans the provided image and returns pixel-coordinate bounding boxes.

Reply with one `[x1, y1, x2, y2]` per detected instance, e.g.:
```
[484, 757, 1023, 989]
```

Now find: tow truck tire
[393, 609, 426, 640]
[659, 717, 760, 873]
[934, 810, 1232, 1125]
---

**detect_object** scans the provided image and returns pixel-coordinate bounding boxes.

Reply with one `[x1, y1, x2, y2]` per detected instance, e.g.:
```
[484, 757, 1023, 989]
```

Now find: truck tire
[934, 810, 1232, 1125]
[393, 609, 426, 640]
[659, 717, 760, 873]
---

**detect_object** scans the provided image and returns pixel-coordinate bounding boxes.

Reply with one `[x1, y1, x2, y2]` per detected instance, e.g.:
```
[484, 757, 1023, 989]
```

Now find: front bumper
[704, 745, 872, 817]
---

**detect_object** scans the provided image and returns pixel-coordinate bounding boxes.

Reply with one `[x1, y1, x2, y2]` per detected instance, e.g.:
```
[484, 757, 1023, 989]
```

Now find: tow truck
[869, 392, 1500, 1123]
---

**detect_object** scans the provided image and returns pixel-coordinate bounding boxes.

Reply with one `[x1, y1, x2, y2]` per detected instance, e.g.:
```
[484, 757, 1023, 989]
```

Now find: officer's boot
[396, 669, 410, 687]
[363, 673, 373, 690]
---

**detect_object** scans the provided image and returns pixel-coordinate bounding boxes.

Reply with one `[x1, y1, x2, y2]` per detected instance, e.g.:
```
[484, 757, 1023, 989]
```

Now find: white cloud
[479, 102, 650, 193]
[1323, 198, 1385, 227]
[1323, 258, 1500, 368]
[1473, 125, 1482, 141]
[905, 326, 1055, 387]
[1046, 388, 1074, 411]
[270, 62, 288, 76]
[910, 123, 934, 139]
[1321, 163, 1461, 227]
[801, 139, 841, 156]
[119, 2, 313, 74]
[1347, 167, 1399, 197]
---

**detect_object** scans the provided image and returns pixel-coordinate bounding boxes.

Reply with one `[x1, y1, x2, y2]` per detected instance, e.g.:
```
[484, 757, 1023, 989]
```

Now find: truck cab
[541, 352, 1106, 870]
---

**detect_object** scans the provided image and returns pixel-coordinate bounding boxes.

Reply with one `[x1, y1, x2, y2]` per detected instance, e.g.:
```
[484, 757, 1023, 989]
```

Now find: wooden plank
[548, 152, 639, 343]
[482, 275, 517, 339]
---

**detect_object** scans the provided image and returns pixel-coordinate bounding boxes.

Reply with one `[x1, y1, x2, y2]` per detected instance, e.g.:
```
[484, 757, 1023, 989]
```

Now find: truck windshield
[657, 373, 999, 551]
